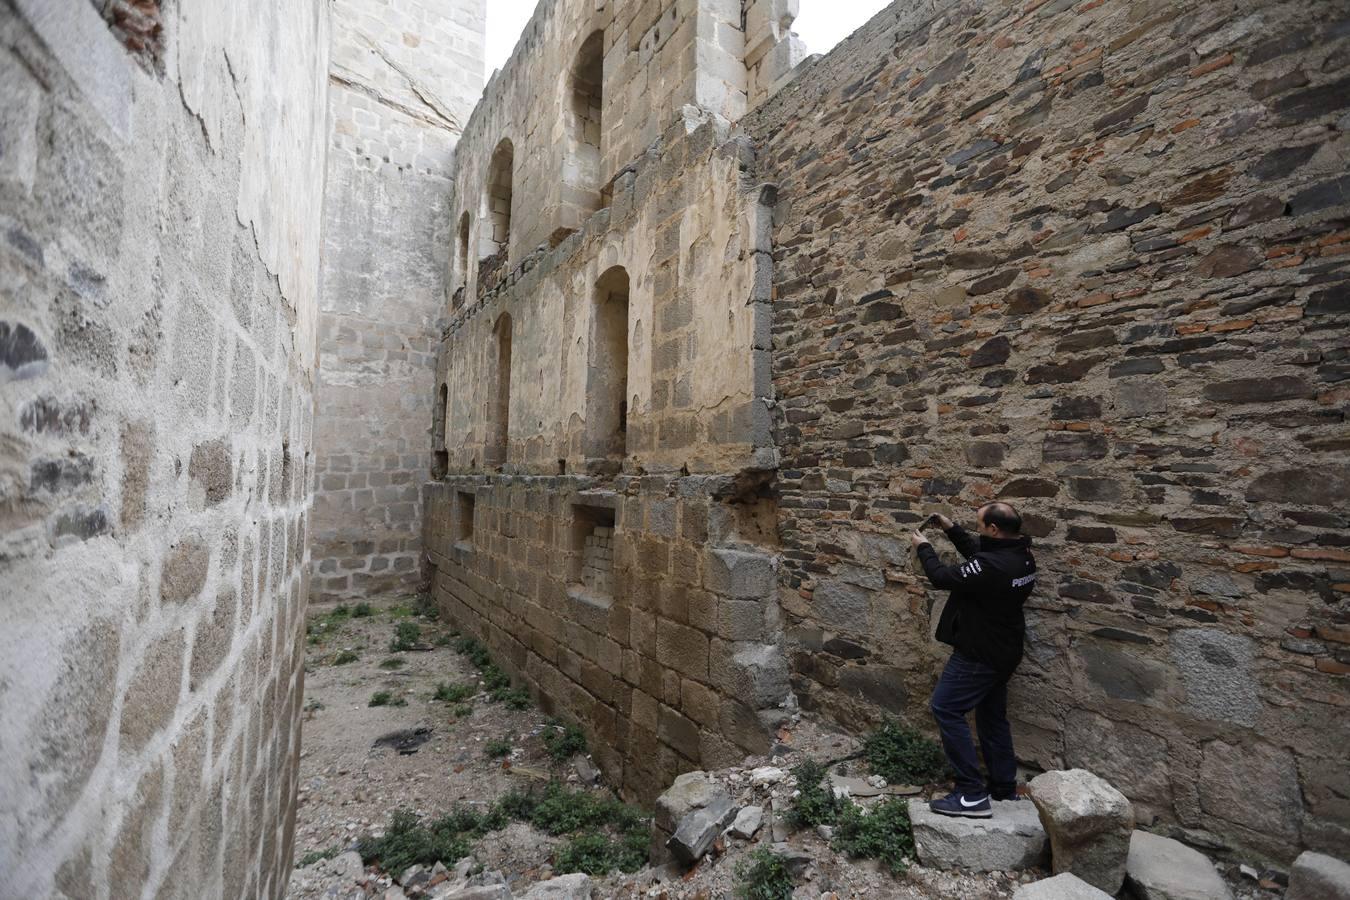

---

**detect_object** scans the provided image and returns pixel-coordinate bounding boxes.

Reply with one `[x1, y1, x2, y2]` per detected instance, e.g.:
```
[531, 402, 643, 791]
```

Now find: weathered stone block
[1125, 830, 1232, 900]
[909, 799, 1049, 871]
[705, 549, 774, 599]
[1029, 770, 1133, 893]
[1013, 874, 1114, 900]
[1287, 851, 1350, 900]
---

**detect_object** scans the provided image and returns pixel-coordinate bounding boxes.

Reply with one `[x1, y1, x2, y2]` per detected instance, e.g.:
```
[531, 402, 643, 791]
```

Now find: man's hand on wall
[932, 513, 954, 530]
[911, 531, 930, 547]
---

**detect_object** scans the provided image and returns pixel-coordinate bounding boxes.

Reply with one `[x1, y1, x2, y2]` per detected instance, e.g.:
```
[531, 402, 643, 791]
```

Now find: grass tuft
[542, 720, 588, 762]
[787, 759, 846, 829]
[352, 602, 374, 618]
[734, 848, 795, 900]
[369, 691, 407, 708]
[331, 650, 359, 666]
[389, 621, 421, 652]
[378, 658, 406, 670]
[433, 681, 476, 703]
[831, 798, 914, 874]
[484, 738, 512, 759]
[295, 846, 339, 868]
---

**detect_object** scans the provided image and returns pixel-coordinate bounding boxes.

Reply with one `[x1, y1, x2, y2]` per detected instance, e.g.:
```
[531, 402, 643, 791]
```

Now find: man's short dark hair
[979, 502, 1022, 534]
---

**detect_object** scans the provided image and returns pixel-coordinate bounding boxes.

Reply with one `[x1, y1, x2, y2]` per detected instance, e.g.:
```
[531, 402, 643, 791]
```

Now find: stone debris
[1125, 830, 1234, 900]
[828, 772, 883, 798]
[668, 792, 738, 865]
[1012, 873, 1114, 900]
[727, 804, 763, 839]
[908, 798, 1049, 872]
[1286, 850, 1350, 900]
[519, 873, 593, 899]
[749, 765, 786, 786]
[1028, 769, 1134, 894]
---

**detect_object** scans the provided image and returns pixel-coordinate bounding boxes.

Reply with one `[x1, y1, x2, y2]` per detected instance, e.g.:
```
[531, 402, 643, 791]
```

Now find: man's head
[976, 501, 1022, 538]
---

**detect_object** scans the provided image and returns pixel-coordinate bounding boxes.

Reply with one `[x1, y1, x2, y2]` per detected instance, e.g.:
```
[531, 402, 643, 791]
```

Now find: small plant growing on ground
[788, 759, 845, 828]
[378, 657, 405, 670]
[303, 699, 324, 714]
[356, 808, 476, 874]
[434, 632, 453, 646]
[434, 681, 475, 703]
[453, 704, 473, 718]
[862, 718, 947, 785]
[389, 622, 421, 652]
[352, 602, 373, 617]
[369, 691, 406, 708]
[493, 686, 532, 710]
[484, 738, 512, 758]
[306, 604, 354, 644]
[831, 798, 914, 874]
[735, 848, 795, 900]
[296, 846, 339, 868]
[331, 650, 359, 666]
[387, 602, 416, 619]
[542, 720, 587, 762]
[414, 591, 439, 620]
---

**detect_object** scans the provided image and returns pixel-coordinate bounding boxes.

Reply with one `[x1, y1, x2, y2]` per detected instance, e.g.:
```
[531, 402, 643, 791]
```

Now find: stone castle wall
[0, 1, 330, 897]
[309, 0, 486, 603]
[448, 0, 801, 301]
[747, 0, 1350, 864]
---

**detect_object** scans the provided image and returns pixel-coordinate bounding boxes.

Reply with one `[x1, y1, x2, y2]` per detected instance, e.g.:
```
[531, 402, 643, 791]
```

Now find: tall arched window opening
[488, 313, 512, 468]
[432, 382, 448, 479]
[480, 140, 514, 264]
[565, 31, 606, 218]
[585, 267, 629, 469]
[456, 212, 471, 285]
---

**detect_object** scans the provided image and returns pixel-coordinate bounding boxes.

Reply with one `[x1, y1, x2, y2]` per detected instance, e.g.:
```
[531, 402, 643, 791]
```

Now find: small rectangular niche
[569, 504, 616, 603]
[456, 490, 476, 547]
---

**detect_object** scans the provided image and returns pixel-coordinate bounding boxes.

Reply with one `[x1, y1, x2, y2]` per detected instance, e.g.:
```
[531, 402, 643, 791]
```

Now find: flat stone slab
[1013, 873, 1115, 900]
[908, 799, 1049, 872]
[520, 873, 593, 899]
[1126, 830, 1233, 900]
[829, 772, 882, 798]
[1288, 850, 1350, 900]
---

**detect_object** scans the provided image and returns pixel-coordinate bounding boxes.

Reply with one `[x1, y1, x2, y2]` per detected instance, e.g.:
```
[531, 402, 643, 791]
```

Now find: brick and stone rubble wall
[0, 1, 329, 897]
[449, 0, 802, 299]
[438, 112, 777, 478]
[746, 0, 1350, 864]
[309, 0, 486, 603]
[424, 474, 788, 805]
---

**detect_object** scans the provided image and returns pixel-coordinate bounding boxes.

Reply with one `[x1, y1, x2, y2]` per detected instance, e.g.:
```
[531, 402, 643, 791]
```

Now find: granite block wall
[0, 0, 329, 897]
[747, 0, 1350, 864]
[424, 474, 788, 805]
[309, 0, 486, 603]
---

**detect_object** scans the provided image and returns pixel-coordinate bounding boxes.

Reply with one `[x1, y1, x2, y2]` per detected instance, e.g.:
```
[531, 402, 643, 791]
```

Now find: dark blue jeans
[929, 651, 1017, 796]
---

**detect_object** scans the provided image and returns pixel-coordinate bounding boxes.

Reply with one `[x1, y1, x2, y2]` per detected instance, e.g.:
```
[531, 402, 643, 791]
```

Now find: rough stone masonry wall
[0, 1, 329, 897]
[747, 0, 1350, 865]
[309, 0, 486, 603]
[425, 474, 787, 806]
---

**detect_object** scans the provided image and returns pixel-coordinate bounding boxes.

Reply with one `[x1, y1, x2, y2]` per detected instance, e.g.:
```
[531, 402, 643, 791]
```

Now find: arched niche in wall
[479, 140, 515, 286]
[488, 313, 513, 469]
[584, 266, 629, 471]
[433, 382, 448, 479]
[456, 211, 471, 288]
[564, 30, 606, 220]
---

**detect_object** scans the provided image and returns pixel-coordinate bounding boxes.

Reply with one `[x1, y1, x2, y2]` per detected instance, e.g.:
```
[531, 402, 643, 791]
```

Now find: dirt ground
[286, 597, 1285, 900]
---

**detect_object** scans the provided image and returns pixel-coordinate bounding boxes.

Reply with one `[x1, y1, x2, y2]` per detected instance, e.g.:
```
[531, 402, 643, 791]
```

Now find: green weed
[788, 759, 846, 828]
[831, 798, 914, 874]
[484, 738, 512, 758]
[352, 602, 374, 617]
[453, 704, 473, 718]
[369, 691, 406, 708]
[378, 658, 406, 670]
[296, 846, 339, 868]
[387, 603, 416, 619]
[331, 650, 359, 666]
[389, 622, 421, 652]
[862, 718, 947, 785]
[734, 848, 795, 900]
[542, 720, 588, 762]
[434, 682, 476, 703]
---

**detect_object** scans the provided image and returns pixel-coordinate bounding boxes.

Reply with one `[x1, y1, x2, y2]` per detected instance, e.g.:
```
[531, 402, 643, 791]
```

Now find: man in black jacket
[910, 502, 1036, 818]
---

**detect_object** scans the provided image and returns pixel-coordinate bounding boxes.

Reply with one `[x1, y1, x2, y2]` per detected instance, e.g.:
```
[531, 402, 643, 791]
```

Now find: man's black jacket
[916, 525, 1036, 675]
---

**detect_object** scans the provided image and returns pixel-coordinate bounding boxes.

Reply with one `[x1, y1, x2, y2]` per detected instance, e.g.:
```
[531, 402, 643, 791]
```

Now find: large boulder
[1125, 830, 1232, 900]
[1288, 851, 1350, 900]
[1029, 769, 1134, 894]
[908, 799, 1049, 871]
[1013, 873, 1115, 900]
[651, 770, 737, 866]
[520, 873, 593, 899]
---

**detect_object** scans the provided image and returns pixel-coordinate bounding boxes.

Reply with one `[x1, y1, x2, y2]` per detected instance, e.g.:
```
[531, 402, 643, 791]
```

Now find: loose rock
[1287, 850, 1350, 900]
[519, 873, 593, 899]
[1125, 830, 1233, 900]
[728, 804, 763, 839]
[1013, 872, 1115, 899]
[1029, 769, 1134, 893]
